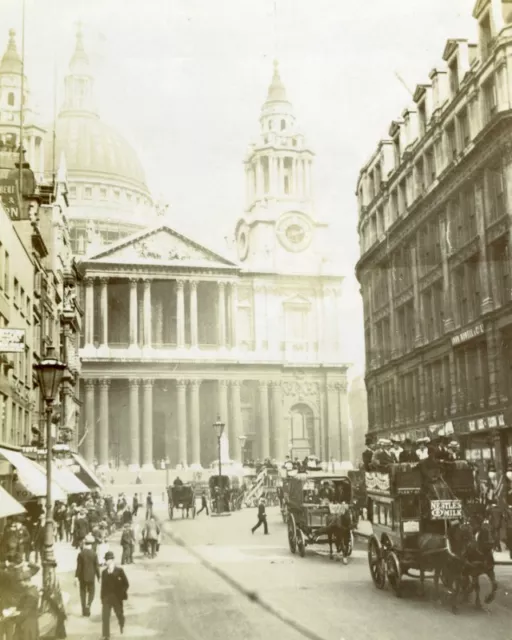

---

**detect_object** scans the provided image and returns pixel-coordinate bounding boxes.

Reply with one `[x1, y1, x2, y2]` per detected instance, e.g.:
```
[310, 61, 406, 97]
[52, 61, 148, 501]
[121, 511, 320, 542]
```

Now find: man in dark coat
[399, 439, 419, 463]
[251, 498, 268, 535]
[145, 493, 153, 520]
[101, 551, 129, 640]
[362, 435, 374, 471]
[132, 494, 139, 517]
[75, 534, 100, 616]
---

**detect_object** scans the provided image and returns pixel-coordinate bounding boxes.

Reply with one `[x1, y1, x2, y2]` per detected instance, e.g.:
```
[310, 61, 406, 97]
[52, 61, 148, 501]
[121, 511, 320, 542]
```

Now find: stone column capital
[143, 279, 151, 289]
[188, 378, 202, 389]
[142, 378, 155, 387]
[189, 279, 199, 291]
[129, 378, 142, 387]
[176, 378, 188, 389]
[98, 379, 111, 388]
[217, 280, 226, 290]
[176, 279, 186, 291]
[83, 277, 94, 286]
[84, 379, 96, 389]
[258, 380, 269, 390]
[269, 380, 282, 390]
[218, 379, 229, 389]
[129, 278, 139, 286]
[228, 379, 242, 388]
[99, 277, 110, 285]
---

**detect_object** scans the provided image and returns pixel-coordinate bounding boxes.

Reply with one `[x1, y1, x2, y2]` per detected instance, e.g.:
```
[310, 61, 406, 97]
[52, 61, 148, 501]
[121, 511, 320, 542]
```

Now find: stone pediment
[86, 225, 237, 269]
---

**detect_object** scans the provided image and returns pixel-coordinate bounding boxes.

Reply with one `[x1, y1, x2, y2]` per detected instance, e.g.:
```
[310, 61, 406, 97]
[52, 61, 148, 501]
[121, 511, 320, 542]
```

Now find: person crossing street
[251, 498, 269, 535]
[197, 492, 209, 516]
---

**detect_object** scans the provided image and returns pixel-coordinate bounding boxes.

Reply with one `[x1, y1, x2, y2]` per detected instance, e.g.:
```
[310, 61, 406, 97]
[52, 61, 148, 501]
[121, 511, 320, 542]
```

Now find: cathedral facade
[0, 27, 350, 469]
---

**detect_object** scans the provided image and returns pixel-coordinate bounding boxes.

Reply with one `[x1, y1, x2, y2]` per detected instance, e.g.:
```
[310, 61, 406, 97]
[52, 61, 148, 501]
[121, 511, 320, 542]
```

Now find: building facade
[0, 30, 82, 452]
[78, 62, 349, 471]
[356, 0, 512, 479]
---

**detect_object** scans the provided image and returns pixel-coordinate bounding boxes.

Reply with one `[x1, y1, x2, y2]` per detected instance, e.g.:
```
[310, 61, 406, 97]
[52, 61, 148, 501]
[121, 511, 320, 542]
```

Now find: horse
[314, 506, 354, 564]
[451, 518, 498, 610]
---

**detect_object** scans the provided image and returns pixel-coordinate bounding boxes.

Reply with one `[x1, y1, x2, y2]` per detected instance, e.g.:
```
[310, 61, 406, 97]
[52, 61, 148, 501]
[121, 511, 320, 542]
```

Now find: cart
[366, 460, 476, 598]
[168, 484, 196, 519]
[286, 471, 355, 559]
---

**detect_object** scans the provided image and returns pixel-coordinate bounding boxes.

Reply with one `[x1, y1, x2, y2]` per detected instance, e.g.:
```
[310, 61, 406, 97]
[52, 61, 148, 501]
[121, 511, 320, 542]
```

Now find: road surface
[63, 506, 512, 640]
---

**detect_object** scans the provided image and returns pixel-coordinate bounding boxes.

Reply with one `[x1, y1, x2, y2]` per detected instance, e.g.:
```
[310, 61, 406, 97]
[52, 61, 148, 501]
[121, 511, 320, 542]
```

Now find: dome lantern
[61, 23, 97, 116]
[0, 29, 22, 76]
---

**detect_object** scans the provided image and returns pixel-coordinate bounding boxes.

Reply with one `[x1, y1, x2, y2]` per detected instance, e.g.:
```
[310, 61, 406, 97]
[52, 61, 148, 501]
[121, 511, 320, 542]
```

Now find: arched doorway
[289, 403, 315, 458]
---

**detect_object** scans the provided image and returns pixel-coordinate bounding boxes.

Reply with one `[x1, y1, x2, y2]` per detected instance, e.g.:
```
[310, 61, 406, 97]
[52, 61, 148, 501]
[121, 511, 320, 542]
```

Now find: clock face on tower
[276, 213, 313, 252]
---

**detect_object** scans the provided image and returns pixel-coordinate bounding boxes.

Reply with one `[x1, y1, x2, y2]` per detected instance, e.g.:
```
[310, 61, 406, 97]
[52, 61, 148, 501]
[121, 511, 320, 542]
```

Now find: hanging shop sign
[0, 179, 19, 220]
[451, 322, 484, 346]
[0, 328, 25, 353]
[465, 413, 505, 434]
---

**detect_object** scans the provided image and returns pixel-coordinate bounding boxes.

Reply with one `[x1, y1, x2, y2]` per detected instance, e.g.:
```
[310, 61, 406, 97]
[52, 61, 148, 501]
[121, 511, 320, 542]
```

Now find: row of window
[370, 340, 490, 430]
[69, 184, 151, 208]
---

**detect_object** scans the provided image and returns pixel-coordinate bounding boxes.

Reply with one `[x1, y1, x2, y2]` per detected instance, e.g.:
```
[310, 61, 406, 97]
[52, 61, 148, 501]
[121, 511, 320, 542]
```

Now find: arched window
[289, 403, 315, 455]
[7, 92, 14, 106]
[280, 119, 286, 131]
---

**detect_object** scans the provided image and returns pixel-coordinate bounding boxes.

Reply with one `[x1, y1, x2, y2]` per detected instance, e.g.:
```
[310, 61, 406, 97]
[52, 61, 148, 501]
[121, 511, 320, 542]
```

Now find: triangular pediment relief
[86, 225, 237, 269]
[283, 294, 311, 307]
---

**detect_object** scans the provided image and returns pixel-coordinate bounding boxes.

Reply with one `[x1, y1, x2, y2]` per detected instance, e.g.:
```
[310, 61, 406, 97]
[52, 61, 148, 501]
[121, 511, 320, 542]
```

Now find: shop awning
[0, 485, 26, 519]
[52, 462, 90, 495]
[0, 447, 67, 503]
[71, 454, 103, 490]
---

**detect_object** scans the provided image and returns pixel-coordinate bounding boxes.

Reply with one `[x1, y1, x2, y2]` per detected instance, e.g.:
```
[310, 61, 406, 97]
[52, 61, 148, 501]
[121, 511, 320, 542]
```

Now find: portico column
[143, 279, 152, 347]
[29, 136, 35, 169]
[270, 381, 285, 461]
[258, 381, 270, 459]
[229, 281, 238, 348]
[142, 379, 154, 469]
[229, 380, 243, 462]
[218, 379, 229, 447]
[189, 280, 198, 348]
[39, 139, 45, 176]
[176, 380, 187, 465]
[84, 278, 94, 347]
[176, 279, 185, 348]
[84, 380, 96, 465]
[188, 380, 201, 466]
[217, 282, 227, 348]
[129, 279, 138, 348]
[98, 380, 110, 469]
[128, 379, 140, 470]
[99, 278, 108, 348]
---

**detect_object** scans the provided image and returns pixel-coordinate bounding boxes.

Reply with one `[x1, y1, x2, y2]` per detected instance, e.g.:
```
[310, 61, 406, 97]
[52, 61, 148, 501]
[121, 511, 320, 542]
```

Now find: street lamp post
[238, 434, 247, 464]
[33, 346, 66, 631]
[212, 416, 225, 513]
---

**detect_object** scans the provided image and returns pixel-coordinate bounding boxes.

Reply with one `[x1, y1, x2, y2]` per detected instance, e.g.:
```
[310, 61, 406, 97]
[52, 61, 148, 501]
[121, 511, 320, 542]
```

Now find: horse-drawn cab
[366, 460, 477, 597]
[168, 483, 196, 520]
[286, 471, 355, 560]
[209, 474, 240, 513]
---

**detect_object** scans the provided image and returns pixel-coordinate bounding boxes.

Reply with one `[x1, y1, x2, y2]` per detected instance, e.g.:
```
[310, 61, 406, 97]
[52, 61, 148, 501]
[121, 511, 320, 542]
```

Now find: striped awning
[71, 453, 103, 489]
[0, 447, 67, 503]
[0, 485, 26, 519]
[52, 462, 90, 495]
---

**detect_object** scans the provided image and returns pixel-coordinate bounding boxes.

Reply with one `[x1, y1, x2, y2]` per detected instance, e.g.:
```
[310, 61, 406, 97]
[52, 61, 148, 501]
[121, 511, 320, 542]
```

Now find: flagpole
[18, 0, 26, 199]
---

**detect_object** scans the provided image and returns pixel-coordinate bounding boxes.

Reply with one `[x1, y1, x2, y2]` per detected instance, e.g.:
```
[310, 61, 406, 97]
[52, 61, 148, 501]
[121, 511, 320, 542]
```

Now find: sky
[2, 0, 478, 378]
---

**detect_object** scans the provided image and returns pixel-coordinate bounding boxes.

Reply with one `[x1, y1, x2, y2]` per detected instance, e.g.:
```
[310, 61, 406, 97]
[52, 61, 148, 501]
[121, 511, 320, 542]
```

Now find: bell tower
[235, 61, 328, 274]
[0, 29, 46, 177]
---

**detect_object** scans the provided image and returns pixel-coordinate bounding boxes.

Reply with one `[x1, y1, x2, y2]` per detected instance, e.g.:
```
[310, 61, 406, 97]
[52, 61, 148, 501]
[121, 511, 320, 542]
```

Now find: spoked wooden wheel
[288, 514, 297, 554]
[346, 530, 354, 557]
[281, 504, 288, 524]
[368, 536, 386, 589]
[385, 551, 402, 597]
[297, 529, 306, 557]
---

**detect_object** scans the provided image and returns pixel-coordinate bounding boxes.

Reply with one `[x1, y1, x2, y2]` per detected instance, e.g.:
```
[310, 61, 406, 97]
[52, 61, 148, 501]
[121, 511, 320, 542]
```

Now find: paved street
[60, 505, 512, 640]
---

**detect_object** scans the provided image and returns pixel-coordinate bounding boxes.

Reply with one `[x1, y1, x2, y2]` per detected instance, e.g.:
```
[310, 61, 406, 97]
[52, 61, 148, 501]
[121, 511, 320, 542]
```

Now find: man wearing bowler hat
[101, 551, 129, 640]
[75, 533, 100, 617]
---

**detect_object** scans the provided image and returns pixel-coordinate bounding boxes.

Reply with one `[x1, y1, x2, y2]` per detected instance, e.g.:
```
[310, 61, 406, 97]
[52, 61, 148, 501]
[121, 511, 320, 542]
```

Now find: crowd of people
[361, 434, 462, 471]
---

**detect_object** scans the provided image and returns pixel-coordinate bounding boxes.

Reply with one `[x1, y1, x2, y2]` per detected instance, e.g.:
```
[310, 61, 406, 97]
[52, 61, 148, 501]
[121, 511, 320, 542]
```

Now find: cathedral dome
[44, 112, 150, 195]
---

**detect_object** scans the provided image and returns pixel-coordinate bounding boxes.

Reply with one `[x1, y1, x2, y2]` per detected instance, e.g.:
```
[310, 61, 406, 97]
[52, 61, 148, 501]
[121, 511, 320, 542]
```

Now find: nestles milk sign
[451, 322, 484, 346]
[430, 499, 462, 519]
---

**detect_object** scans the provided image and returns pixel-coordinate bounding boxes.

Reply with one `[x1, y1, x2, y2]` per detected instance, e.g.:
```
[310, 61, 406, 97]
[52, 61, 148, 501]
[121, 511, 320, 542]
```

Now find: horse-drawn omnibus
[168, 484, 196, 519]
[366, 459, 489, 605]
[286, 471, 356, 562]
[208, 474, 243, 513]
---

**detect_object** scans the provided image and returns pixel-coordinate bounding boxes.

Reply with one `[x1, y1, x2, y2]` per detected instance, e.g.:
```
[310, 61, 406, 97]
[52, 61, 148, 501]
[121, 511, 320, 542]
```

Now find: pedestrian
[13, 571, 40, 640]
[75, 533, 100, 617]
[120, 525, 135, 565]
[100, 551, 129, 640]
[197, 492, 209, 516]
[145, 492, 153, 520]
[142, 517, 160, 558]
[251, 498, 268, 535]
[132, 493, 139, 517]
[121, 507, 132, 526]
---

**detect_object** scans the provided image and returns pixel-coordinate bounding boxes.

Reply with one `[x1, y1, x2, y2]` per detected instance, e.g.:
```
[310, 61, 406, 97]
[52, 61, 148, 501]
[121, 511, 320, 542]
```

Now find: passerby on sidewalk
[251, 498, 269, 535]
[101, 551, 129, 640]
[75, 534, 100, 617]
